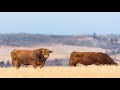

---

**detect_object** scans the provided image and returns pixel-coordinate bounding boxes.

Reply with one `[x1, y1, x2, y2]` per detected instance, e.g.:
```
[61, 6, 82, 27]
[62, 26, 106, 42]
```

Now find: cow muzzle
[44, 55, 48, 58]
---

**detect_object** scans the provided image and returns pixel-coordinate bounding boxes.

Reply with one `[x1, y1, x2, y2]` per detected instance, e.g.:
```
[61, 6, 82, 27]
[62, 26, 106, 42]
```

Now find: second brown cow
[69, 51, 118, 66]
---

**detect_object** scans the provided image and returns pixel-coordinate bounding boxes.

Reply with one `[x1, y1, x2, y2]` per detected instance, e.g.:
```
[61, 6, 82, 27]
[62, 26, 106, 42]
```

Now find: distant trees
[110, 38, 114, 43]
[54, 59, 61, 66]
[0, 61, 5, 67]
[0, 33, 120, 55]
[93, 32, 97, 39]
[0, 60, 12, 67]
[105, 48, 120, 55]
[105, 38, 120, 55]
[110, 38, 118, 44]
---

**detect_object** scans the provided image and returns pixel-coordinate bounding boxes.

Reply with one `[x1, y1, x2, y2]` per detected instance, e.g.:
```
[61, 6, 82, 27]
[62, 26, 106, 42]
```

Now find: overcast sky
[0, 12, 120, 35]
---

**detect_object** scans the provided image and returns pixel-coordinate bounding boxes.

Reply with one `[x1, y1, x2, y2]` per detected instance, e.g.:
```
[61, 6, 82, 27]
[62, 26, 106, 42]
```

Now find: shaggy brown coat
[11, 48, 53, 69]
[69, 51, 118, 66]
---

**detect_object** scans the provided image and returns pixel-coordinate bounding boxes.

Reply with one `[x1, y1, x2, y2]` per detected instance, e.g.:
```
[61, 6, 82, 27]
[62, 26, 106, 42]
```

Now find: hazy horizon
[0, 32, 120, 36]
[0, 12, 120, 35]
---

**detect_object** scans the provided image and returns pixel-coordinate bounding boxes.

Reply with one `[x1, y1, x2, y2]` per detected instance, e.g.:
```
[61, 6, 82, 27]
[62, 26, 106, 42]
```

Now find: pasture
[0, 65, 119, 78]
[0, 45, 120, 78]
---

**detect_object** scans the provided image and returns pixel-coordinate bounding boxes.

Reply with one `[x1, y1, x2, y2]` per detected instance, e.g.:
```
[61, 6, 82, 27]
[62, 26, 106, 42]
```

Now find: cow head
[41, 48, 53, 59]
[36, 48, 53, 59]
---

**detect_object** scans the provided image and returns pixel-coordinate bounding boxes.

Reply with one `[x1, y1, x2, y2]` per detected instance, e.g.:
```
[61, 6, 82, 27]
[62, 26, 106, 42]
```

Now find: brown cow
[69, 51, 118, 66]
[11, 48, 53, 69]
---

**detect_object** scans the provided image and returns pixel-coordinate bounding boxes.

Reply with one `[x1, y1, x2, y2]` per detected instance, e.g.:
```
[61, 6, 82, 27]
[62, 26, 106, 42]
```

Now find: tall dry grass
[0, 65, 119, 78]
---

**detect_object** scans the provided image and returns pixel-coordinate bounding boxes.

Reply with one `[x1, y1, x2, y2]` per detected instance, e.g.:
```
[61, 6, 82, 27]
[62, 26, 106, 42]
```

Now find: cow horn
[49, 50, 53, 53]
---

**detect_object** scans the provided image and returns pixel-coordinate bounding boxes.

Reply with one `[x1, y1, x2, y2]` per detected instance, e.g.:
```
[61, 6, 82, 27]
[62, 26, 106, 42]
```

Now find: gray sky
[0, 12, 120, 35]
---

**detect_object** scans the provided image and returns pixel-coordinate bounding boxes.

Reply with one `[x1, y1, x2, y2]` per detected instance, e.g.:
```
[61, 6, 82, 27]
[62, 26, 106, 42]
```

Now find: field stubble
[0, 45, 120, 78]
[0, 65, 119, 78]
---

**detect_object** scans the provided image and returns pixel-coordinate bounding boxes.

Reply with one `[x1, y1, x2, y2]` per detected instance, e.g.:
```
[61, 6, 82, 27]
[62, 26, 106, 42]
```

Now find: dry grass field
[0, 65, 119, 78]
[0, 44, 120, 78]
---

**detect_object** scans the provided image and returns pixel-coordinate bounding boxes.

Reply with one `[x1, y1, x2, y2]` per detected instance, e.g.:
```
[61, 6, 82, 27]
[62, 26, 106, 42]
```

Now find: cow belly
[18, 58, 33, 65]
[80, 58, 94, 65]
[21, 62, 31, 65]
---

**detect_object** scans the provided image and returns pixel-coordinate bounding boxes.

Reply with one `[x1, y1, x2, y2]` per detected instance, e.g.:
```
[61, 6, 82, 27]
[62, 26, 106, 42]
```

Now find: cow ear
[49, 50, 53, 53]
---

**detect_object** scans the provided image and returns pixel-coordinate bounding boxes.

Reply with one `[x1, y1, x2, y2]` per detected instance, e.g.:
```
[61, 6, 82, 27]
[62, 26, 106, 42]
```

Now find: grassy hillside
[0, 33, 120, 48]
[0, 33, 120, 55]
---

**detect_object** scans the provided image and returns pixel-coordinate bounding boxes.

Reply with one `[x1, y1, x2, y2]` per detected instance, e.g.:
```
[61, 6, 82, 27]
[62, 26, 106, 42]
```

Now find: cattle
[69, 51, 118, 66]
[11, 48, 53, 69]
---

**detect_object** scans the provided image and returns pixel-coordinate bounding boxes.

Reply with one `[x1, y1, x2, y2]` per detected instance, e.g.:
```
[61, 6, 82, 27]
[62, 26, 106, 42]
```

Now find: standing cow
[69, 51, 118, 66]
[11, 48, 53, 69]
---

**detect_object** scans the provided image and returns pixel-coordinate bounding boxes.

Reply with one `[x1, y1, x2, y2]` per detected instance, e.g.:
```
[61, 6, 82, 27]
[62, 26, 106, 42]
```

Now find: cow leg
[37, 61, 45, 68]
[69, 64, 77, 67]
[95, 62, 101, 66]
[32, 63, 37, 69]
[69, 60, 73, 66]
[25, 65, 28, 67]
[69, 63, 77, 67]
[38, 64, 44, 68]
[74, 64, 77, 66]
[16, 63, 21, 69]
[13, 61, 21, 69]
